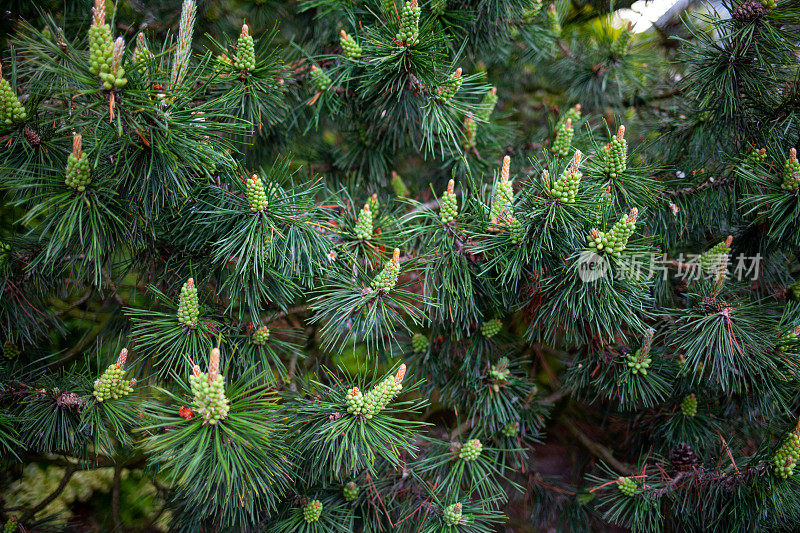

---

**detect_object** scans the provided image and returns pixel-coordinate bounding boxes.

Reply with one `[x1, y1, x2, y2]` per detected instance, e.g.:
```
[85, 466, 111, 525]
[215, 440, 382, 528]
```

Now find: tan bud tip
[362, 203, 370, 212]
[590, 228, 601, 239]
[242, 23, 249, 38]
[186, 278, 194, 289]
[565, 118, 572, 129]
[410, 0, 418, 7]
[392, 248, 400, 267]
[208, 347, 220, 377]
[453, 503, 462, 513]
[617, 476, 626, 483]
[136, 32, 146, 47]
[371, 193, 378, 201]
[340, 29, 348, 39]
[501, 155, 511, 183]
[192, 364, 201, 377]
[394, 363, 407, 384]
[350, 387, 360, 395]
[391, 170, 398, 179]
[617, 125, 625, 141]
[490, 87, 497, 95]
[757, 148, 766, 155]
[724, 235, 733, 247]
[571, 150, 582, 173]
[453, 68, 462, 78]
[92, 0, 106, 26]
[627, 207, 639, 223]
[116, 348, 128, 369]
[251, 174, 258, 183]
[73, 134, 83, 156]
[791, 148, 797, 161]
[626, 21, 633, 31]
[549, 3, 556, 12]
[447, 179, 455, 195]
[574, 103, 581, 112]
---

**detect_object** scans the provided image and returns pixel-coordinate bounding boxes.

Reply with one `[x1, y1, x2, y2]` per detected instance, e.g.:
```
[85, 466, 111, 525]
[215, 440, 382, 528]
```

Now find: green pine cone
[411, 333, 429, 353]
[480, 318, 502, 338]
[439, 68, 463, 101]
[791, 279, 800, 300]
[699, 236, 732, 271]
[490, 358, 511, 381]
[189, 371, 230, 424]
[4, 518, 18, 533]
[65, 152, 91, 191]
[391, 171, 410, 198]
[93, 364, 134, 401]
[611, 22, 633, 56]
[252, 326, 270, 346]
[396, 1, 421, 46]
[303, 500, 323, 523]
[773, 431, 800, 479]
[508, 216, 523, 244]
[361, 364, 405, 419]
[371, 254, 400, 292]
[617, 476, 637, 497]
[593, 208, 637, 255]
[551, 151, 583, 203]
[346, 387, 364, 415]
[132, 33, 154, 74]
[476, 87, 498, 122]
[246, 174, 269, 212]
[88, 23, 113, 76]
[781, 148, 799, 191]
[745, 147, 767, 166]
[552, 119, 574, 157]
[602, 127, 628, 178]
[680, 393, 697, 417]
[177, 278, 200, 328]
[555, 104, 581, 130]
[547, 4, 561, 35]
[440, 180, 458, 224]
[626, 349, 652, 375]
[501, 421, 519, 437]
[355, 203, 374, 240]
[343, 481, 359, 501]
[443, 503, 463, 525]
[463, 116, 477, 149]
[367, 193, 380, 216]
[234, 36, 256, 71]
[3, 341, 20, 359]
[758, 0, 777, 8]
[490, 163, 514, 223]
[459, 438, 483, 461]
[340, 30, 363, 60]
[0, 77, 26, 127]
[310, 65, 332, 92]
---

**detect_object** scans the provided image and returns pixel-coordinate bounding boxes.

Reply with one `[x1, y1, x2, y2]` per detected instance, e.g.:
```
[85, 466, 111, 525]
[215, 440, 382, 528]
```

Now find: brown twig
[22, 466, 77, 521]
[559, 416, 633, 475]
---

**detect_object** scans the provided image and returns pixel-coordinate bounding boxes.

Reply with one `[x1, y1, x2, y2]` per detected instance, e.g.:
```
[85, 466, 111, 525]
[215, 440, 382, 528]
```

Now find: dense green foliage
[1, 0, 800, 531]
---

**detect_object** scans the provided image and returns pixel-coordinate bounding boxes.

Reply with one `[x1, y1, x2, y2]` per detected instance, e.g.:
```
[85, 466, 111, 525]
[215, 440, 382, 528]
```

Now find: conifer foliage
[2, 0, 800, 531]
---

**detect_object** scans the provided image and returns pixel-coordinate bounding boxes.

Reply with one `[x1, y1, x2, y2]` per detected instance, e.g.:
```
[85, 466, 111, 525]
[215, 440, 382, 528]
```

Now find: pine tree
[3, 0, 800, 531]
